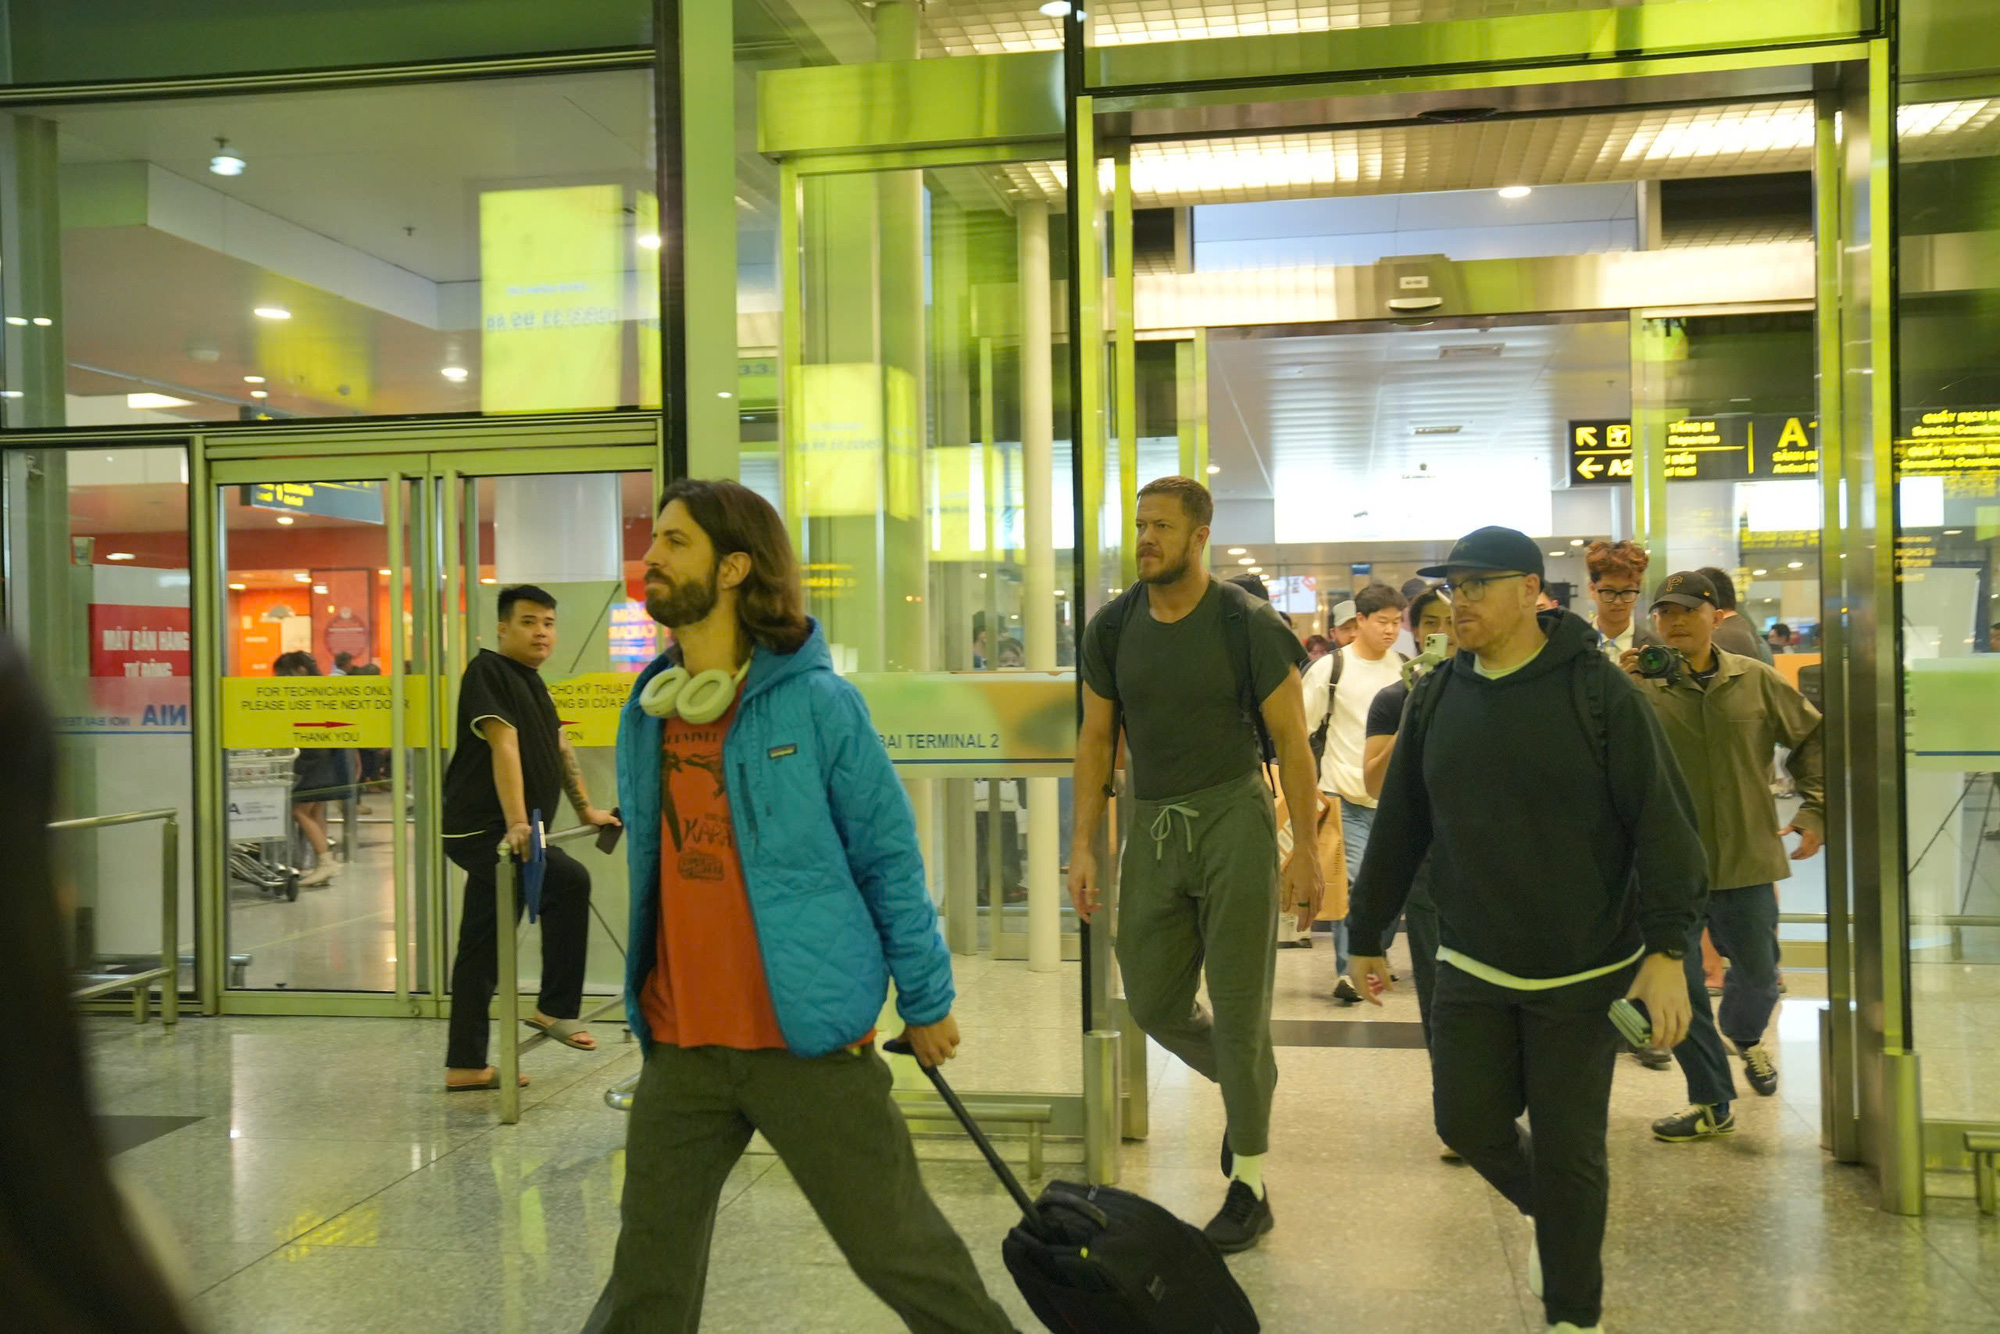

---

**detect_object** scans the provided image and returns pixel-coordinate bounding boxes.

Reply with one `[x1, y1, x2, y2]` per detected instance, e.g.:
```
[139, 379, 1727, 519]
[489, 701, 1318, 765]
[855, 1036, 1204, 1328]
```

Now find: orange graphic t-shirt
[639, 699, 788, 1051]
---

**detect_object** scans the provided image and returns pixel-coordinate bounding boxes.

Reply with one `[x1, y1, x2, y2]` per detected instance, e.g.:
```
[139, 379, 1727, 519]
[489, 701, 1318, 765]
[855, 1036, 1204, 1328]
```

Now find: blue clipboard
[520, 810, 546, 923]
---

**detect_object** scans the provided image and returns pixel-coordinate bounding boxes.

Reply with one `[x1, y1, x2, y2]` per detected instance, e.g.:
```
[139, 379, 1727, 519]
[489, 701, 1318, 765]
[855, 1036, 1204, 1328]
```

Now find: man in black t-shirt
[1069, 477, 1320, 1254]
[441, 585, 619, 1091]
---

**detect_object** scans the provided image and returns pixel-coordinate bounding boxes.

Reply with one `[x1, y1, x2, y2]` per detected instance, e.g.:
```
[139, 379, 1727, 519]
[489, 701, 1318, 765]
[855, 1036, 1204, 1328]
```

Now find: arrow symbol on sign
[1577, 457, 1604, 480]
[294, 721, 355, 729]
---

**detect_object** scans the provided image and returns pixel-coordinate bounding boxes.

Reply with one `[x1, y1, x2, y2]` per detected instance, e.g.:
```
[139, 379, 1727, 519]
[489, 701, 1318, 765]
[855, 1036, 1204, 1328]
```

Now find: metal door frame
[199, 420, 661, 1017]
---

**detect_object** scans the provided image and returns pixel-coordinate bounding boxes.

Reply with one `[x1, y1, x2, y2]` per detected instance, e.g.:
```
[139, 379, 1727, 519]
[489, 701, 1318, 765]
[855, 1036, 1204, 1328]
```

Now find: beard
[645, 563, 720, 628]
[1138, 546, 1193, 586]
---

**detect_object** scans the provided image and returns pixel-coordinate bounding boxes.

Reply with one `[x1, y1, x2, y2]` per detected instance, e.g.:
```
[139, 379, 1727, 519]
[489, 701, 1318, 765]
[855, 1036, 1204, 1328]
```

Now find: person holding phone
[1345, 526, 1706, 1334]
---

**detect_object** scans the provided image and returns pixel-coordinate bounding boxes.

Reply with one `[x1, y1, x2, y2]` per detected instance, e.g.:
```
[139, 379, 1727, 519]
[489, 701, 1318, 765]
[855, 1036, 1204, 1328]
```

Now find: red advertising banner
[88, 604, 191, 678]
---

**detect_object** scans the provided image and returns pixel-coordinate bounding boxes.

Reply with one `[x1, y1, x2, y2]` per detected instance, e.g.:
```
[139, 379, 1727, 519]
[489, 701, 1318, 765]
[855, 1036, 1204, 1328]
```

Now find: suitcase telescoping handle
[882, 1035, 1053, 1242]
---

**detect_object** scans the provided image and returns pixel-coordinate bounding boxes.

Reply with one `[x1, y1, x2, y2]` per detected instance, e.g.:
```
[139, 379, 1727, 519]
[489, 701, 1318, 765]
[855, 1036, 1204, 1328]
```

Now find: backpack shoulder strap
[1571, 652, 1612, 776]
[1095, 583, 1148, 729]
[1215, 581, 1277, 767]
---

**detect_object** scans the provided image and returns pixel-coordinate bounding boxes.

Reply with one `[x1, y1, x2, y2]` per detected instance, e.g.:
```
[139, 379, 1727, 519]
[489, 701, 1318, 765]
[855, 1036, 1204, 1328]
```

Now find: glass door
[207, 441, 659, 1012]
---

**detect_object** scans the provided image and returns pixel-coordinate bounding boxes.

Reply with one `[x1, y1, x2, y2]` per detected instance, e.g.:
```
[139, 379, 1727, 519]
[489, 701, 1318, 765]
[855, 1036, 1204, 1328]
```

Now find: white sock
[1231, 1152, 1266, 1199]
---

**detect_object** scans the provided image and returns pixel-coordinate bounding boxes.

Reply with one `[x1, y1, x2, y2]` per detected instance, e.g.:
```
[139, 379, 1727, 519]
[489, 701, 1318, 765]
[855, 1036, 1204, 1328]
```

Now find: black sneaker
[1630, 1042, 1673, 1071]
[1740, 1042, 1780, 1096]
[1276, 936, 1313, 950]
[1652, 1103, 1736, 1142]
[1332, 976, 1362, 1005]
[1202, 1180, 1273, 1253]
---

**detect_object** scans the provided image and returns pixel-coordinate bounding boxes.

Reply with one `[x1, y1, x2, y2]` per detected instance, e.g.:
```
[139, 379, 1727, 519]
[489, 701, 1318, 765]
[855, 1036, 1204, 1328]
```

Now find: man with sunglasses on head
[1345, 526, 1706, 1334]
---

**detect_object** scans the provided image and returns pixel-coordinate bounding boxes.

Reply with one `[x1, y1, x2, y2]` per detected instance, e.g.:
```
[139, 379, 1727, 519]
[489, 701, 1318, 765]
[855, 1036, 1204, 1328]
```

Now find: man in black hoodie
[1346, 526, 1706, 1334]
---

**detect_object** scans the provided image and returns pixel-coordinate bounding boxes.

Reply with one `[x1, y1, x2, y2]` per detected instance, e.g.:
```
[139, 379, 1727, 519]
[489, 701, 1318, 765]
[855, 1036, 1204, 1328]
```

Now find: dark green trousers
[1116, 770, 1280, 1157]
[588, 1043, 1016, 1334]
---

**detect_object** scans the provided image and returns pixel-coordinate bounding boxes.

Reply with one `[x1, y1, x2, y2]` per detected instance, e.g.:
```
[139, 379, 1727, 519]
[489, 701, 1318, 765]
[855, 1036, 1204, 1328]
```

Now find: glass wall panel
[0, 68, 658, 430]
[1897, 95, 2000, 1125]
[789, 158, 1083, 1095]
[4, 444, 195, 999]
[1636, 309, 1826, 955]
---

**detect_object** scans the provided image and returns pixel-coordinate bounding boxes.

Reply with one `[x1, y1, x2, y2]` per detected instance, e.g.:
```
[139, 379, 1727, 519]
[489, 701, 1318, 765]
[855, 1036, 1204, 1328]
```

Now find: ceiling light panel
[918, 0, 1634, 55]
[992, 98, 2000, 209]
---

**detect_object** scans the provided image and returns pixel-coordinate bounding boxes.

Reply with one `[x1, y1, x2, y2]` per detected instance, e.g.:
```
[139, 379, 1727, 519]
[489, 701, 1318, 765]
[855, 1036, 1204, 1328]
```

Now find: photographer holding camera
[1620, 571, 1824, 1144]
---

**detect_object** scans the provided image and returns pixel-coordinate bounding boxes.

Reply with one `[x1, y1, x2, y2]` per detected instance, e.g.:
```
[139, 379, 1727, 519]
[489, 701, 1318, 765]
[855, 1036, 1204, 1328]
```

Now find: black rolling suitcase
[884, 1037, 1259, 1334]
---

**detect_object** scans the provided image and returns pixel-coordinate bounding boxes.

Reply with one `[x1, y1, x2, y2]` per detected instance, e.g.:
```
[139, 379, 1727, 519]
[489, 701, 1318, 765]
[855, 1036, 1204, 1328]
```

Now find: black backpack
[1095, 579, 1278, 766]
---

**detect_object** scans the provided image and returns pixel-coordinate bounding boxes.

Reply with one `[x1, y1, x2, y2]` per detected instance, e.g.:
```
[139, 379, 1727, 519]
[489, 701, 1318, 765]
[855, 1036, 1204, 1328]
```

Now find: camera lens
[1636, 645, 1676, 679]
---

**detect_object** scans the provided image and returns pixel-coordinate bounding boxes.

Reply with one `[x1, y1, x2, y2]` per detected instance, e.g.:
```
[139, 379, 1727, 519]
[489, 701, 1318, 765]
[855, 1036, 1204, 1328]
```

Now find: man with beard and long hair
[587, 479, 1016, 1334]
[1069, 476, 1321, 1253]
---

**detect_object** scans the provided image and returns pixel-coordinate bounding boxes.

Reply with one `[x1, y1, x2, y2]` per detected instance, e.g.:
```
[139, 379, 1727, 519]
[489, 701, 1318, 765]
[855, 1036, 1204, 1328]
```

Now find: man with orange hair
[1584, 540, 1663, 662]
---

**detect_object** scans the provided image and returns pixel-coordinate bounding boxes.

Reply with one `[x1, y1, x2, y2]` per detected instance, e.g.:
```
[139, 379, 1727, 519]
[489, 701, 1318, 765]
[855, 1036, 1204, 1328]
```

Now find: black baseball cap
[1416, 526, 1546, 580]
[1651, 570, 1720, 613]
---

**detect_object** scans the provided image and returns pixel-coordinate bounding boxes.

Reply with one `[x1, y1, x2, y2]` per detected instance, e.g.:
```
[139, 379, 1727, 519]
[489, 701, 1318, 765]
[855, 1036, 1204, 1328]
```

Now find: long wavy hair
[0, 633, 194, 1333]
[658, 478, 812, 654]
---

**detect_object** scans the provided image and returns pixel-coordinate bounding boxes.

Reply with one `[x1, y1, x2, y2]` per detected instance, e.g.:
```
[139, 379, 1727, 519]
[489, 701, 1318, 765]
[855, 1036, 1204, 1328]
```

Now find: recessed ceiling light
[1944, 528, 1963, 535]
[105, 552, 136, 561]
[30, 317, 52, 327]
[1228, 548, 1247, 555]
[1249, 567, 1264, 574]
[718, 391, 734, 399]
[378, 568, 392, 576]
[228, 582, 247, 591]
[250, 390, 269, 399]
[209, 138, 246, 176]
[1787, 560, 1805, 569]
[243, 375, 266, 384]
[480, 577, 497, 585]
[441, 366, 470, 382]
[313, 585, 329, 595]
[636, 233, 663, 250]
[1752, 568, 1768, 575]
[275, 515, 295, 526]
[253, 306, 292, 320]
[1549, 550, 1565, 558]
[1498, 185, 1533, 199]
[1206, 464, 1221, 475]
[126, 392, 193, 410]
[293, 573, 312, 583]
[0, 390, 22, 398]
[1039, 0, 1072, 14]
[3, 316, 25, 326]
[1237, 557, 1255, 566]
[1570, 538, 1585, 546]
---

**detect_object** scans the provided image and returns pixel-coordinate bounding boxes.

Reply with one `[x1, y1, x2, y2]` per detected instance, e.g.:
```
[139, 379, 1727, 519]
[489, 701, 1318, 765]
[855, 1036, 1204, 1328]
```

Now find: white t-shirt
[1304, 644, 1405, 806]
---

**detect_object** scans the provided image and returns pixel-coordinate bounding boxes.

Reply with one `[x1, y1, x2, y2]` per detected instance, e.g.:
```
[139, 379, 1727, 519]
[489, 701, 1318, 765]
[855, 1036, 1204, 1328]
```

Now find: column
[681, 0, 739, 480]
[1020, 200, 1060, 974]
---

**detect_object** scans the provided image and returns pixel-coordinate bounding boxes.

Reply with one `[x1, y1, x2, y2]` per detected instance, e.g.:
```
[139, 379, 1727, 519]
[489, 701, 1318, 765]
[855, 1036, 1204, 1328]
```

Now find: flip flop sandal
[525, 1017, 598, 1051]
[445, 1072, 530, 1093]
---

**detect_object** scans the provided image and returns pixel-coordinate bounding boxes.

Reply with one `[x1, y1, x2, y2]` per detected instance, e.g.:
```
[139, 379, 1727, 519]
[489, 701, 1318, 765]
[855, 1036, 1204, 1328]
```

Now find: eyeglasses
[1441, 572, 1525, 603]
[1594, 588, 1642, 604]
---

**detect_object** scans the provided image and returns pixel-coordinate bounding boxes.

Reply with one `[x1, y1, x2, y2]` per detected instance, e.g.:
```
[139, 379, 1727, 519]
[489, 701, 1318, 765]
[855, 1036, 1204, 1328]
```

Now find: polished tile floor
[88, 945, 2000, 1333]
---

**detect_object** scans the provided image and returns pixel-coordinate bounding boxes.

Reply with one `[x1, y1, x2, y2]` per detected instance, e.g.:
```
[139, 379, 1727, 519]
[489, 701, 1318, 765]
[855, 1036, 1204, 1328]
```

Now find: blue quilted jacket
[616, 620, 955, 1057]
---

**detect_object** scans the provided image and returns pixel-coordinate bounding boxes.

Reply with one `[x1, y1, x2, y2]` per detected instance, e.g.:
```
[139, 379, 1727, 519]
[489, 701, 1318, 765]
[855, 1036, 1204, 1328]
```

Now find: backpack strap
[1309, 648, 1342, 762]
[1570, 653, 1612, 777]
[1215, 580, 1279, 770]
[1095, 582, 1149, 761]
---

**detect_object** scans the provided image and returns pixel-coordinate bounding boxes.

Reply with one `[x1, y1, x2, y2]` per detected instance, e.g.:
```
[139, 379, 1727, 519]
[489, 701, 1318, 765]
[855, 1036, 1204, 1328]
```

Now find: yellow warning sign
[548, 673, 640, 748]
[222, 676, 431, 749]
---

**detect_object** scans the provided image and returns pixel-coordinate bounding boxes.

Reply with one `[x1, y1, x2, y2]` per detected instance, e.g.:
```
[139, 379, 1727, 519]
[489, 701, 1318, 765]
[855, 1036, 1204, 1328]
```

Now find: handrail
[495, 822, 619, 1124]
[52, 808, 180, 1026]
[1779, 912, 2000, 928]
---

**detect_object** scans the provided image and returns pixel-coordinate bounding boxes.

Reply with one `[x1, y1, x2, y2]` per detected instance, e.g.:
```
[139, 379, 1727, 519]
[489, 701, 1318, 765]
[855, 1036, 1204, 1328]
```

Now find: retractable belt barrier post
[495, 822, 627, 1125]
[51, 809, 181, 1027]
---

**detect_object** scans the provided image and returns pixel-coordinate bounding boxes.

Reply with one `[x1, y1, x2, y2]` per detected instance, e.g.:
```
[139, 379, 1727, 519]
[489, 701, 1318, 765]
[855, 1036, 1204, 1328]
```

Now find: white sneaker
[300, 865, 336, 887]
[1547, 1325, 1603, 1333]
[1522, 1211, 1542, 1299]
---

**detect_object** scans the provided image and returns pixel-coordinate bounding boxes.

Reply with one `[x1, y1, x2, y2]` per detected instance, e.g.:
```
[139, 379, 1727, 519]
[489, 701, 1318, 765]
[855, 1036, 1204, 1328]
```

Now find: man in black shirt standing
[1346, 526, 1705, 1334]
[442, 585, 618, 1091]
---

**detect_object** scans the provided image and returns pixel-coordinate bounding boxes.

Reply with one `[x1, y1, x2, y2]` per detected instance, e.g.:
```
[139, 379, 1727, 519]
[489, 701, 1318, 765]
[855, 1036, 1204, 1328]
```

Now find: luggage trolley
[228, 748, 299, 902]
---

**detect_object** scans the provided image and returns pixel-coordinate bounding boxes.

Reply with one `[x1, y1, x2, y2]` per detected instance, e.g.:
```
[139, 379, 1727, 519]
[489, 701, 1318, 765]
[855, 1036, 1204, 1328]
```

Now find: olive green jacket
[1637, 649, 1824, 891]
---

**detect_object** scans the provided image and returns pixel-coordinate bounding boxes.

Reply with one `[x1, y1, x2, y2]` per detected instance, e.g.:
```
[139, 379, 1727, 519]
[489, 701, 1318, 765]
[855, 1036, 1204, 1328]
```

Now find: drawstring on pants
[1149, 803, 1201, 861]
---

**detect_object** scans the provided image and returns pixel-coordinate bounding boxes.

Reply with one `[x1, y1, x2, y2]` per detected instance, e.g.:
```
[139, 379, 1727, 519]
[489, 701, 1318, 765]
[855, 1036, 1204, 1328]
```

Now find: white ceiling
[1207, 317, 1631, 543]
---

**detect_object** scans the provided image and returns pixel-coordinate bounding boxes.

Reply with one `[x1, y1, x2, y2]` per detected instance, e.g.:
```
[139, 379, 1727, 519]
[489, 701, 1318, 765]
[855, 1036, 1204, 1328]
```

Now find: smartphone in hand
[1609, 997, 1654, 1048]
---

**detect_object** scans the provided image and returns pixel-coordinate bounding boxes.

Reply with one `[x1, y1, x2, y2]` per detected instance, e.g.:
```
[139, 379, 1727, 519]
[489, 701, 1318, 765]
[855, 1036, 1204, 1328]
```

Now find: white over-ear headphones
[639, 658, 752, 725]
